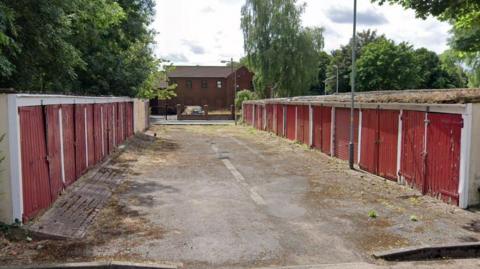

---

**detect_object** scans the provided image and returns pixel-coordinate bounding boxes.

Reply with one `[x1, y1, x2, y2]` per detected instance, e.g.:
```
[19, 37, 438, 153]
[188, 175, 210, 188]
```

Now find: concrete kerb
[373, 242, 480, 261]
[0, 261, 178, 269]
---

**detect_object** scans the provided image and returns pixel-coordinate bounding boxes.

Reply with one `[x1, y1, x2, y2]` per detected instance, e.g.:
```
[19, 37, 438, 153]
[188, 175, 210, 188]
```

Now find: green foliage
[137, 60, 177, 100]
[236, 89, 257, 110]
[0, 0, 156, 96]
[356, 38, 420, 91]
[241, 0, 322, 98]
[326, 30, 384, 93]
[310, 51, 331, 95]
[368, 210, 378, 219]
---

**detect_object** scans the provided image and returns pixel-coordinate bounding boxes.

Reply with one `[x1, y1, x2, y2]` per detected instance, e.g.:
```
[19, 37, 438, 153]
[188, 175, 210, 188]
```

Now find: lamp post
[221, 58, 237, 125]
[349, 0, 357, 169]
[333, 64, 339, 94]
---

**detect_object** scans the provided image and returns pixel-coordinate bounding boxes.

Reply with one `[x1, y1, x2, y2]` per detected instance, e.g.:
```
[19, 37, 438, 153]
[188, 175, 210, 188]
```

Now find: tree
[356, 38, 420, 91]
[325, 30, 384, 93]
[137, 60, 177, 101]
[310, 51, 331, 95]
[241, 0, 322, 98]
[0, 0, 157, 96]
[236, 89, 257, 110]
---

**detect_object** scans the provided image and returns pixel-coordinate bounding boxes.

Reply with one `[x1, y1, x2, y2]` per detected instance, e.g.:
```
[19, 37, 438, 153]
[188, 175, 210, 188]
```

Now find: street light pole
[349, 0, 357, 170]
[232, 57, 237, 125]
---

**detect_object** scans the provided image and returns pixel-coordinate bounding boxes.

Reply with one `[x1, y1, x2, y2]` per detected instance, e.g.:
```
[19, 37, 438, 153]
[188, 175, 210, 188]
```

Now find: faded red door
[297, 105, 305, 143]
[275, 104, 284, 136]
[286, 105, 296, 140]
[312, 106, 322, 150]
[45, 105, 64, 200]
[334, 108, 359, 162]
[106, 103, 114, 154]
[75, 104, 87, 178]
[62, 105, 76, 186]
[426, 113, 462, 204]
[19, 106, 51, 220]
[93, 104, 104, 164]
[360, 109, 379, 174]
[86, 104, 95, 167]
[302, 106, 310, 144]
[400, 110, 426, 191]
[320, 106, 332, 155]
[378, 110, 399, 180]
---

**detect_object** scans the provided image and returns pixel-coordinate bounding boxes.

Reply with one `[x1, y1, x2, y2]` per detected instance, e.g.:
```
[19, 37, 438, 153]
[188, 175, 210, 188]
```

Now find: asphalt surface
[84, 125, 480, 269]
[6, 124, 480, 268]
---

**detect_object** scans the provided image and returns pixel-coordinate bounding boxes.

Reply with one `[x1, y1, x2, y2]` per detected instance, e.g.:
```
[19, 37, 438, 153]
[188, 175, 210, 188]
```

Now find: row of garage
[243, 97, 479, 208]
[0, 94, 150, 223]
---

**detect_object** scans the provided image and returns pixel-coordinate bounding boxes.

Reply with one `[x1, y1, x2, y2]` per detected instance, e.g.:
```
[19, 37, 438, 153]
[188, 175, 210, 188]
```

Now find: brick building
[151, 66, 254, 114]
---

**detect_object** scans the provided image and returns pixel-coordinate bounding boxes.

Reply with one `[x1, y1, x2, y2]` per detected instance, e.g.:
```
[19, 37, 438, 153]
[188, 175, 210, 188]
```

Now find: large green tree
[356, 38, 420, 91]
[325, 30, 384, 93]
[0, 0, 156, 96]
[241, 0, 323, 98]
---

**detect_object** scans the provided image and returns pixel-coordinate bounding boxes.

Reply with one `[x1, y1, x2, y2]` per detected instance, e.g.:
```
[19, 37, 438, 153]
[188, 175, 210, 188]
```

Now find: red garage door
[275, 104, 284, 136]
[360, 109, 378, 174]
[93, 104, 104, 164]
[286, 105, 296, 140]
[86, 104, 95, 168]
[266, 104, 274, 132]
[334, 108, 359, 162]
[19, 106, 51, 220]
[426, 113, 462, 204]
[45, 105, 64, 200]
[400, 110, 426, 191]
[62, 105, 76, 186]
[296, 105, 309, 145]
[360, 109, 399, 180]
[75, 104, 87, 178]
[106, 103, 115, 154]
[378, 110, 399, 180]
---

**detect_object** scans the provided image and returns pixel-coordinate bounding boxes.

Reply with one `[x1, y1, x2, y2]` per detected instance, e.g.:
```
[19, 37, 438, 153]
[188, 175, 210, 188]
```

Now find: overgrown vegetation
[0, 0, 157, 97]
[236, 89, 258, 110]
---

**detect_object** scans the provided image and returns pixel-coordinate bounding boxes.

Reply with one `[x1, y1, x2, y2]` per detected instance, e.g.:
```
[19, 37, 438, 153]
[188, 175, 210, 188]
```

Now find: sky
[152, 0, 451, 66]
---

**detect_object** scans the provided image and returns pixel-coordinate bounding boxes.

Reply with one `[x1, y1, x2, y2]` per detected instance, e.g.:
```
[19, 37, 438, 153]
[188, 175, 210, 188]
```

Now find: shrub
[235, 89, 257, 110]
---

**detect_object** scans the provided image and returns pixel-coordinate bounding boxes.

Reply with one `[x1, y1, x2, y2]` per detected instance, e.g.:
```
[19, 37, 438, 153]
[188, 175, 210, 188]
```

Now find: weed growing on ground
[368, 210, 378, 219]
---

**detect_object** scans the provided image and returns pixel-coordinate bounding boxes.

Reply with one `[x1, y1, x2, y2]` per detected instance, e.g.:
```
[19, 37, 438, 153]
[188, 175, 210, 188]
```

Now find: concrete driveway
[4, 125, 480, 268]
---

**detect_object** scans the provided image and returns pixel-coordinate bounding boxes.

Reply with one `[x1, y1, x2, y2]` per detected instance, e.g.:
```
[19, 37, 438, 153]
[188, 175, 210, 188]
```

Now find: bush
[235, 89, 257, 110]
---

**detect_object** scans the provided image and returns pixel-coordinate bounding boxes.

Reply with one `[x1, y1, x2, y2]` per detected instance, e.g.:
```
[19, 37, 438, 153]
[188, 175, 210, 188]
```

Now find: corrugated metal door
[297, 105, 305, 143]
[286, 105, 296, 140]
[75, 104, 87, 178]
[334, 108, 359, 162]
[93, 104, 104, 164]
[312, 106, 322, 149]
[266, 104, 274, 132]
[61, 105, 76, 186]
[320, 106, 332, 155]
[116, 102, 123, 145]
[86, 104, 95, 167]
[360, 109, 379, 174]
[19, 106, 51, 220]
[275, 104, 283, 136]
[45, 105, 63, 200]
[426, 113, 462, 204]
[378, 110, 399, 180]
[127, 102, 134, 137]
[400, 110, 426, 191]
[106, 103, 114, 154]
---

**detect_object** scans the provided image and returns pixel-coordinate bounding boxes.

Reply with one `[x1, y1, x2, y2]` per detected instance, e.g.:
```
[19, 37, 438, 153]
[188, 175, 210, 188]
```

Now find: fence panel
[378, 110, 400, 180]
[19, 106, 51, 220]
[400, 110, 426, 191]
[45, 105, 63, 200]
[426, 113, 462, 204]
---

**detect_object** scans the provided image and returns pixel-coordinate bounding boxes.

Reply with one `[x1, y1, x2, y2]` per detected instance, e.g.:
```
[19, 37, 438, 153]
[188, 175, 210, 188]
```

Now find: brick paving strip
[28, 158, 128, 239]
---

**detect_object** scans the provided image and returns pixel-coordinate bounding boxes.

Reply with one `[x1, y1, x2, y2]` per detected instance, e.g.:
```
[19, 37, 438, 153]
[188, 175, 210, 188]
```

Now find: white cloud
[153, 0, 452, 65]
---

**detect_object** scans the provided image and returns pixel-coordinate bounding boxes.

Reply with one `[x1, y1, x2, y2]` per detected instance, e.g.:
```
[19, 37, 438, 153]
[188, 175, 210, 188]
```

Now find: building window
[217, 80, 222, 88]
[186, 80, 192, 89]
[201, 80, 208, 88]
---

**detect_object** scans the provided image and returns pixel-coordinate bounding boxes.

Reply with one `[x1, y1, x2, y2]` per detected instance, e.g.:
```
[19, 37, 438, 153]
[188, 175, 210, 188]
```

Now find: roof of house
[167, 66, 238, 78]
[246, 88, 480, 104]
